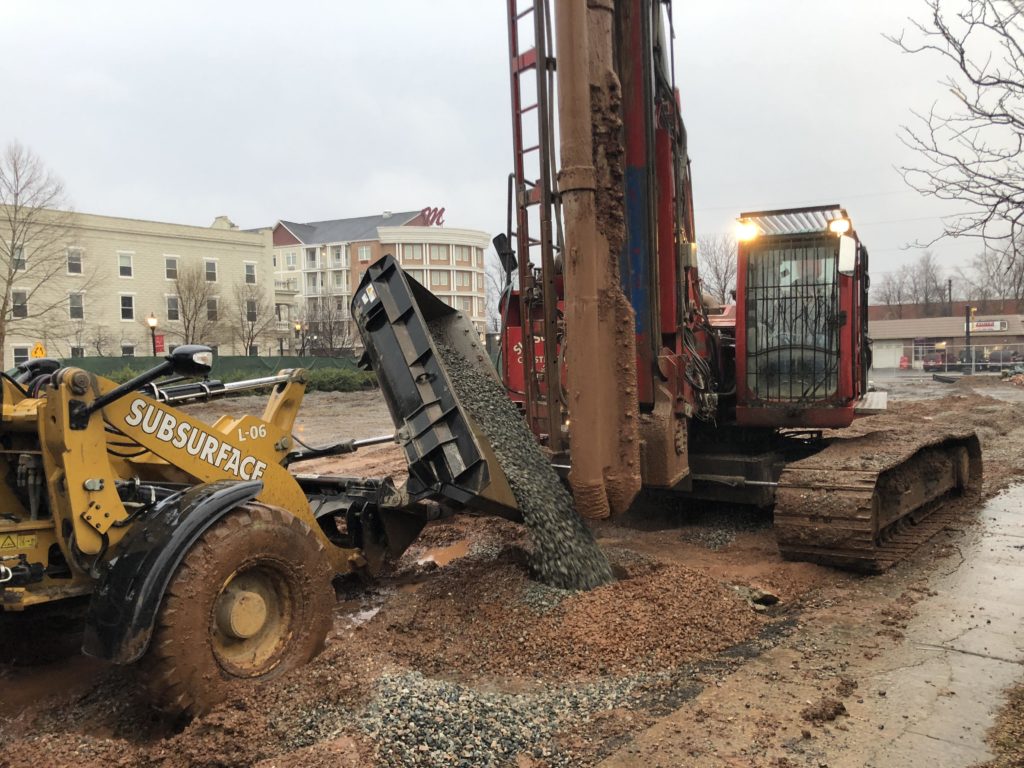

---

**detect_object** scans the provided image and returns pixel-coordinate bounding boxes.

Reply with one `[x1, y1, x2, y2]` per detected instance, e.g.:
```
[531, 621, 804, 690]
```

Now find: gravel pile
[429, 326, 612, 590]
[365, 543, 764, 680]
[356, 669, 677, 767]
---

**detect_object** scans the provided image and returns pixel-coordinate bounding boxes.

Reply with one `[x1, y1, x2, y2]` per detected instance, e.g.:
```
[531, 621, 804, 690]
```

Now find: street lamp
[146, 313, 158, 357]
[294, 321, 304, 356]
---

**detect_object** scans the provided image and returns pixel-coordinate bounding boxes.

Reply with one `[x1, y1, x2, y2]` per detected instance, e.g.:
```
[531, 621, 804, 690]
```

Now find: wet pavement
[844, 484, 1024, 767]
[600, 483, 1024, 767]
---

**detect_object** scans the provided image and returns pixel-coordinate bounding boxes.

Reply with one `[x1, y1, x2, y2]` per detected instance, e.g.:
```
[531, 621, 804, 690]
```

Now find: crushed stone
[429, 324, 613, 590]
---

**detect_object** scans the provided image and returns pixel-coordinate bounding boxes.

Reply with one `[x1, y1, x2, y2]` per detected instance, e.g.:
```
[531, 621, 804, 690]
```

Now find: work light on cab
[828, 217, 851, 235]
[735, 219, 759, 242]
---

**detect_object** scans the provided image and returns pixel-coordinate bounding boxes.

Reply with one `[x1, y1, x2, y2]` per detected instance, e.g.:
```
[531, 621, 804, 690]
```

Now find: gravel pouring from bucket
[352, 256, 612, 590]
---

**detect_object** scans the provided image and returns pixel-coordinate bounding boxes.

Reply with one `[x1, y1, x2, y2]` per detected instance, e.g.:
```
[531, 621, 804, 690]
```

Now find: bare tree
[888, 1, 1024, 262]
[0, 141, 86, 354]
[956, 250, 1001, 305]
[170, 262, 222, 345]
[957, 246, 1024, 309]
[907, 251, 947, 314]
[484, 254, 508, 333]
[230, 283, 277, 355]
[83, 323, 113, 357]
[872, 265, 914, 318]
[305, 297, 354, 357]
[697, 234, 737, 304]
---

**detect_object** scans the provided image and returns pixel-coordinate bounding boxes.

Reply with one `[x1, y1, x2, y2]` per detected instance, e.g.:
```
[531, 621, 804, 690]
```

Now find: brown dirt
[800, 697, 847, 724]
[361, 529, 765, 681]
[976, 682, 1024, 768]
[3, 385, 1024, 767]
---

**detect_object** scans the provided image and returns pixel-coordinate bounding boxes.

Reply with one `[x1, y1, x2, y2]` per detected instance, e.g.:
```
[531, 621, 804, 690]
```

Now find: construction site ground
[1, 377, 1023, 767]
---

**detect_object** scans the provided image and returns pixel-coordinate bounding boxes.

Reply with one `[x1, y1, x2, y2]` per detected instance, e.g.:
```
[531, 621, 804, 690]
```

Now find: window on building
[429, 244, 449, 263]
[246, 299, 257, 323]
[71, 346, 84, 358]
[406, 269, 425, 284]
[69, 292, 84, 320]
[476, 298, 486, 316]
[332, 270, 345, 288]
[436, 295, 452, 307]
[166, 295, 180, 321]
[165, 257, 178, 280]
[121, 344, 135, 358]
[286, 251, 297, 269]
[430, 271, 449, 288]
[455, 270, 472, 288]
[476, 274, 485, 291]
[13, 347, 29, 366]
[458, 296, 473, 312]
[67, 248, 83, 274]
[306, 248, 318, 267]
[120, 295, 134, 320]
[454, 245, 472, 264]
[207, 298, 219, 321]
[331, 246, 343, 267]
[476, 248, 484, 267]
[402, 244, 422, 262]
[118, 253, 133, 277]
[12, 290, 27, 318]
[248, 344, 259, 357]
[13, 247, 25, 271]
[358, 245, 372, 262]
[245, 263, 257, 284]
[205, 260, 217, 282]
[335, 296, 347, 314]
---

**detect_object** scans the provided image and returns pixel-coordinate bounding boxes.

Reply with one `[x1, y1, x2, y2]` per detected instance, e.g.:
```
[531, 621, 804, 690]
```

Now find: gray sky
[0, 0, 977, 279]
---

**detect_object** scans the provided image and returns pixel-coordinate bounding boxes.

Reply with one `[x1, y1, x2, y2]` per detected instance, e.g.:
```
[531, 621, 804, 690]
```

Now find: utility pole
[947, 278, 953, 315]
[965, 304, 974, 374]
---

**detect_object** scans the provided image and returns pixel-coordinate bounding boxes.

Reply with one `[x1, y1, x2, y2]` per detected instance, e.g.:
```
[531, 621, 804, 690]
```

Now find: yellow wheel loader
[0, 346, 449, 715]
[1, 274, 593, 716]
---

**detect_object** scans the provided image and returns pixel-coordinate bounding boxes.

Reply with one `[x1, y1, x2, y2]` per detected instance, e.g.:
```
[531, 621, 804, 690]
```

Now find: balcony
[274, 279, 300, 294]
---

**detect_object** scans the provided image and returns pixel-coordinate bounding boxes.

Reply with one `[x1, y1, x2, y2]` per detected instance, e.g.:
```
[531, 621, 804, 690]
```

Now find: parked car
[959, 349, 985, 373]
[922, 351, 950, 372]
[985, 349, 1022, 370]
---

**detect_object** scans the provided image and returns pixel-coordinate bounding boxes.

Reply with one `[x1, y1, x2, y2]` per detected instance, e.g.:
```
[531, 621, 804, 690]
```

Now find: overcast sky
[0, 1, 981, 278]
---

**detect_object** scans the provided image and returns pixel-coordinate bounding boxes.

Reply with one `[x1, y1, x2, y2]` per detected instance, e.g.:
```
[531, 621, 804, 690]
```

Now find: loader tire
[145, 502, 335, 717]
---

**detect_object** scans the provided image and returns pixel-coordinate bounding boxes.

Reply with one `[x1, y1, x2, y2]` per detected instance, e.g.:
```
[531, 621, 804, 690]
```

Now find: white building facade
[272, 209, 490, 353]
[2, 210, 278, 368]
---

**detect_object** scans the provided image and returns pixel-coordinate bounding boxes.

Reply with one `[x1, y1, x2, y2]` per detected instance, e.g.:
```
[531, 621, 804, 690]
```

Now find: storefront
[868, 314, 1024, 371]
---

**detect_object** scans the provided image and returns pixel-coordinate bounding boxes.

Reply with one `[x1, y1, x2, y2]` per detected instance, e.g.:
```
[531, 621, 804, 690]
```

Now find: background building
[271, 208, 490, 353]
[3, 211, 278, 368]
[869, 312, 1024, 369]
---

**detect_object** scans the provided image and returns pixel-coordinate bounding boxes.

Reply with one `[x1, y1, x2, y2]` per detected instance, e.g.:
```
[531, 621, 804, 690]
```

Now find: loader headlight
[829, 218, 851, 235]
[168, 344, 215, 377]
[735, 219, 759, 242]
[192, 351, 214, 369]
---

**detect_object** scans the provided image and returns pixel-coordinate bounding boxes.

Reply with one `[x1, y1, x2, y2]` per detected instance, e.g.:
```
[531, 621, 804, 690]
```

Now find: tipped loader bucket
[352, 255, 521, 520]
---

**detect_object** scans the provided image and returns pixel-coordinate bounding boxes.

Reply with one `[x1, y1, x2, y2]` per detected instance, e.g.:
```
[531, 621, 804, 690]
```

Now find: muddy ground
[1, 376, 1023, 767]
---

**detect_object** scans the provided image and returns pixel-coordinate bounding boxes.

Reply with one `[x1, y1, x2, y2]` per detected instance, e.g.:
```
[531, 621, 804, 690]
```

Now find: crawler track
[774, 426, 982, 572]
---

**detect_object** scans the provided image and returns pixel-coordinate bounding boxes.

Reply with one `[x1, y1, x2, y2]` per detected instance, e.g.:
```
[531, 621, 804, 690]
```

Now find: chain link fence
[870, 342, 1024, 375]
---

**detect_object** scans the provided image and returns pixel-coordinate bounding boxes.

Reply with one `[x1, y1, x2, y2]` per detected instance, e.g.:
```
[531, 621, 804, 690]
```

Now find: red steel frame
[734, 233, 865, 429]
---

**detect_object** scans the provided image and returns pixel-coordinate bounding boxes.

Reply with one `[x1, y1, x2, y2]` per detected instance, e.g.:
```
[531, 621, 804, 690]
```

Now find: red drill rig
[492, 0, 979, 570]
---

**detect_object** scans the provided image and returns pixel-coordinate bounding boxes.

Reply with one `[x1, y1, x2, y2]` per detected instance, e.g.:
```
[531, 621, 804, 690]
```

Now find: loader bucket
[352, 255, 521, 521]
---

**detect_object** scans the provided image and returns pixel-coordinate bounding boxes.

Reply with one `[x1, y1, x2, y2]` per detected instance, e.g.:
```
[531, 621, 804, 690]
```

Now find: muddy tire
[145, 503, 335, 717]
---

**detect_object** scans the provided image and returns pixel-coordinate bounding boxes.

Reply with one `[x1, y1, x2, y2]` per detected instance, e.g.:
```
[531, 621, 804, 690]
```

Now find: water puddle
[344, 606, 381, 628]
[416, 540, 470, 567]
[336, 599, 382, 628]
